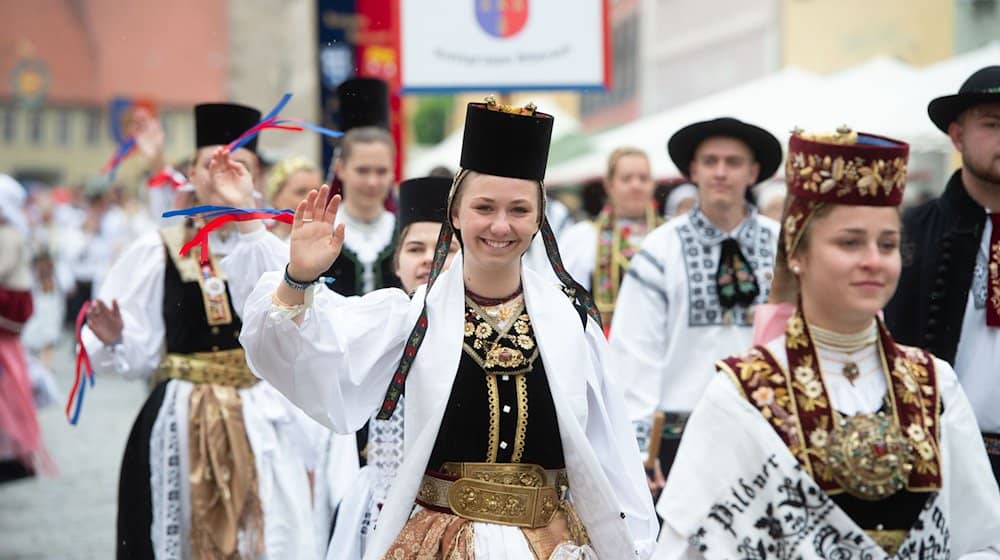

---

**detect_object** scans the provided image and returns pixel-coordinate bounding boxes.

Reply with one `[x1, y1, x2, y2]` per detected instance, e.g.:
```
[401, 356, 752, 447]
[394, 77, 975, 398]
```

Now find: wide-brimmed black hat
[459, 100, 554, 181]
[337, 77, 390, 132]
[397, 176, 451, 230]
[194, 103, 262, 152]
[927, 66, 1000, 132]
[667, 117, 782, 184]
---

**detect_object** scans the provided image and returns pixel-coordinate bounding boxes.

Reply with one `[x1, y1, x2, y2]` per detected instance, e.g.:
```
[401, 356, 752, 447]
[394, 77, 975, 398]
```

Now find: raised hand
[132, 108, 165, 162]
[208, 147, 255, 208]
[288, 184, 346, 282]
[87, 299, 124, 346]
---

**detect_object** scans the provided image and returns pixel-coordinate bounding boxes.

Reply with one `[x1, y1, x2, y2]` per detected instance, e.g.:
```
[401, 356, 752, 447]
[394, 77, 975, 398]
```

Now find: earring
[791, 264, 801, 274]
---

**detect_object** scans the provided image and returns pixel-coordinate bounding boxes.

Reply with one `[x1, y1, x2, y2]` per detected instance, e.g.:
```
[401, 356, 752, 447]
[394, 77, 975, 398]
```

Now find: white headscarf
[0, 174, 28, 237]
[754, 181, 786, 211]
[665, 183, 698, 216]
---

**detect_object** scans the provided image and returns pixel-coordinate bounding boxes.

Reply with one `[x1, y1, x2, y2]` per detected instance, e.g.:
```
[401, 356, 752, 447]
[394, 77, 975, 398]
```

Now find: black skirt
[116, 380, 168, 560]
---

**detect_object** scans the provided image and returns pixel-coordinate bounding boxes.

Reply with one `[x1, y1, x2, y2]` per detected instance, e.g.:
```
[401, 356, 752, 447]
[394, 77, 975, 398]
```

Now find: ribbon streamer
[162, 206, 295, 258]
[100, 136, 137, 179]
[147, 167, 188, 190]
[65, 301, 96, 425]
[224, 94, 344, 152]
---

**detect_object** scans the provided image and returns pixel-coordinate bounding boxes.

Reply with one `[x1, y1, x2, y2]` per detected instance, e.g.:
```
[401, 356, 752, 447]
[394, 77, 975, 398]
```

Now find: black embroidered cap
[459, 98, 554, 181]
[337, 77, 390, 132]
[667, 117, 782, 185]
[397, 176, 452, 230]
[927, 65, 1000, 132]
[194, 103, 262, 152]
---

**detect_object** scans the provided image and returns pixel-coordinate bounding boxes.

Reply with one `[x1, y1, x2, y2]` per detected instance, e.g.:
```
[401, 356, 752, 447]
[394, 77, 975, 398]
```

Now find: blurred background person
[266, 157, 323, 240]
[0, 175, 47, 484]
[560, 146, 662, 328]
[754, 181, 787, 222]
[663, 182, 699, 218]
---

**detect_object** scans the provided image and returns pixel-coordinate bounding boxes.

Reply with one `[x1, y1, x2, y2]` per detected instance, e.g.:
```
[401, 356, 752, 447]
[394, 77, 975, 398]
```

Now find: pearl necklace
[810, 321, 878, 385]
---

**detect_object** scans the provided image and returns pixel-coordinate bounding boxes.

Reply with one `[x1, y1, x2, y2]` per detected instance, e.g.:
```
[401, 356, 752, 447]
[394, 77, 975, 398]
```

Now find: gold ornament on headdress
[484, 95, 538, 116]
[797, 125, 858, 145]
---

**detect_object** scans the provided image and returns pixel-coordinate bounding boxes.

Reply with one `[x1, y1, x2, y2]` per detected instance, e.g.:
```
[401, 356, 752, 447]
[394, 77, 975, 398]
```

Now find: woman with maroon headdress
[654, 129, 1000, 559]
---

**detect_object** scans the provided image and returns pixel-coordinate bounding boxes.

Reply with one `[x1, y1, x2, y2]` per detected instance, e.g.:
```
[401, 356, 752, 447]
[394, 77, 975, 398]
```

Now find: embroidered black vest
[322, 243, 400, 297]
[161, 230, 241, 354]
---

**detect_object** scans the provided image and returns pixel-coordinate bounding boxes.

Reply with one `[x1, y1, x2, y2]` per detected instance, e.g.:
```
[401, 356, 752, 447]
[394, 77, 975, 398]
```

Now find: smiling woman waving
[240, 98, 657, 559]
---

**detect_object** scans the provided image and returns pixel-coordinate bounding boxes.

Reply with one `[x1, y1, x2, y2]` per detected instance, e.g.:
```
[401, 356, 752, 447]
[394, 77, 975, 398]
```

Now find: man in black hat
[885, 65, 1000, 483]
[81, 102, 316, 558]
[609, 117, 783, 489]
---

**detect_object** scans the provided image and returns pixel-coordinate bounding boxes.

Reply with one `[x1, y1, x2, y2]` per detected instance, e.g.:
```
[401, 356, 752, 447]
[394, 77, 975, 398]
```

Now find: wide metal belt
[416, 462, 568, 528]
[155, 349, 258, 389]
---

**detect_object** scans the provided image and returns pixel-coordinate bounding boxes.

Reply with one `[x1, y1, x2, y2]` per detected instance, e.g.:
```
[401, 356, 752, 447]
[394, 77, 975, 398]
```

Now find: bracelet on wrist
[283, 264, 319, 290]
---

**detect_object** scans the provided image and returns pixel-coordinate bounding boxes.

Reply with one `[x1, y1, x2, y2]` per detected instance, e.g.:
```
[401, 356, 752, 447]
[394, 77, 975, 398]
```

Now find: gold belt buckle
[446, 478, 559, 528]
[441, 461, 549, 488]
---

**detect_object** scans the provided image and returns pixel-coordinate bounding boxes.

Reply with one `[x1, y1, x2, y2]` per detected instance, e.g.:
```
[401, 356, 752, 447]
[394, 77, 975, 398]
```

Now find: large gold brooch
[825, 412, 914, 501]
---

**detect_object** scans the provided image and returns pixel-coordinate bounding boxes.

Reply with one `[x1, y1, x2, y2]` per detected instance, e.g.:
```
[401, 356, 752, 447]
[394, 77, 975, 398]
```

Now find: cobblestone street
[0, 338, 146, 559]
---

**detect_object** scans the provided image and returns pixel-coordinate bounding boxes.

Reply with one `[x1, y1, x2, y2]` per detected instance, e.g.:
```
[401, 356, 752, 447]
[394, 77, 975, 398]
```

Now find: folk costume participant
[81, 103, 314, 559]
[609, 117, 782, 485]
[560, 147, 663, 328]
[266, 157, 323, 241]
[884, 66, 1000, 483]
[326, 176, 460, 560]
[241, 98, 658, 559]
[322, 77, 400, 297]
[654, 129, 1000, 559]
[0, 175, 46, 483]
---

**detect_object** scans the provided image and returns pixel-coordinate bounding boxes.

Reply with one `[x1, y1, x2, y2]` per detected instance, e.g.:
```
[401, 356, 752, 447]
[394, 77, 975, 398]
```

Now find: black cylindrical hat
[459, 101, 554, 181]
[194, 103, 262, 152]
[397, 176, 452, 230]
[337, 78, 390, 132]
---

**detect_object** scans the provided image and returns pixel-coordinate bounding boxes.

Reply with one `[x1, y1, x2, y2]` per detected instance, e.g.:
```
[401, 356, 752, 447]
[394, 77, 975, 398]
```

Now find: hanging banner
[316, 0, 357, 173]
[400, 0, 610, 92]
[356, 0, 405, 189]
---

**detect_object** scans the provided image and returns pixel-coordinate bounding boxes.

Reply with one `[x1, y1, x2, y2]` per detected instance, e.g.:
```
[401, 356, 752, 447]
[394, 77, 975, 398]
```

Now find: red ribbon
[147, 167, 187, 190]
[179, 211, 295, 259]
[66, 301, 95, 424]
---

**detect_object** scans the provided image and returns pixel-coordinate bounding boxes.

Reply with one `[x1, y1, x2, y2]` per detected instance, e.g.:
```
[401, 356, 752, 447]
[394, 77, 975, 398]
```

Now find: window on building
[1, 108, 14, 142]
[28, 111, 44, 145]
[57, 109, 72, 146]
[86, 109, 102, 145]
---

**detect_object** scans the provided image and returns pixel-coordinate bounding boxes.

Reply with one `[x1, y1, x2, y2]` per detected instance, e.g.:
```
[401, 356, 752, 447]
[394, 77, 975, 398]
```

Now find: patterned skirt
[383, 501, 596, 559]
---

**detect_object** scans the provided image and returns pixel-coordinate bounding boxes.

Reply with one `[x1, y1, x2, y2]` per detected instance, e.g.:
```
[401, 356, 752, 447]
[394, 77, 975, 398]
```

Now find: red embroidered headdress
[782, 128, 909, 256]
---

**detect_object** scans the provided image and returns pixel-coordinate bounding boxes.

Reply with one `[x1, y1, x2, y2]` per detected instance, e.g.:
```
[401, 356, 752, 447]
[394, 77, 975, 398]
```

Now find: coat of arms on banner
[475, 0, 528, 38]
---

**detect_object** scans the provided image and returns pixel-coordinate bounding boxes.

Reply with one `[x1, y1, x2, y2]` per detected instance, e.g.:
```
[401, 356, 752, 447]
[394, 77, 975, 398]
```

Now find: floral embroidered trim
[987, 232, 1000, 326]
[592, 204, 661, 325]
[716, 307, 942, 497]
[782, 197, 825, 255]
[463, 298, 539, 376]
[786, 151, 907, 201]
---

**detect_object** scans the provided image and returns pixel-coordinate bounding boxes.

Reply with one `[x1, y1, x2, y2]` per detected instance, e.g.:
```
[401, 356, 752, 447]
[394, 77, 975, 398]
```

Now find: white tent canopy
[543, 42, 1000, 185]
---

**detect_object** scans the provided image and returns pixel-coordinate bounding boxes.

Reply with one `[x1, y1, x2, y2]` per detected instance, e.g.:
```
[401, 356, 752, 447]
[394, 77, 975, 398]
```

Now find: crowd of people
[1, 66, 1000, 559]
